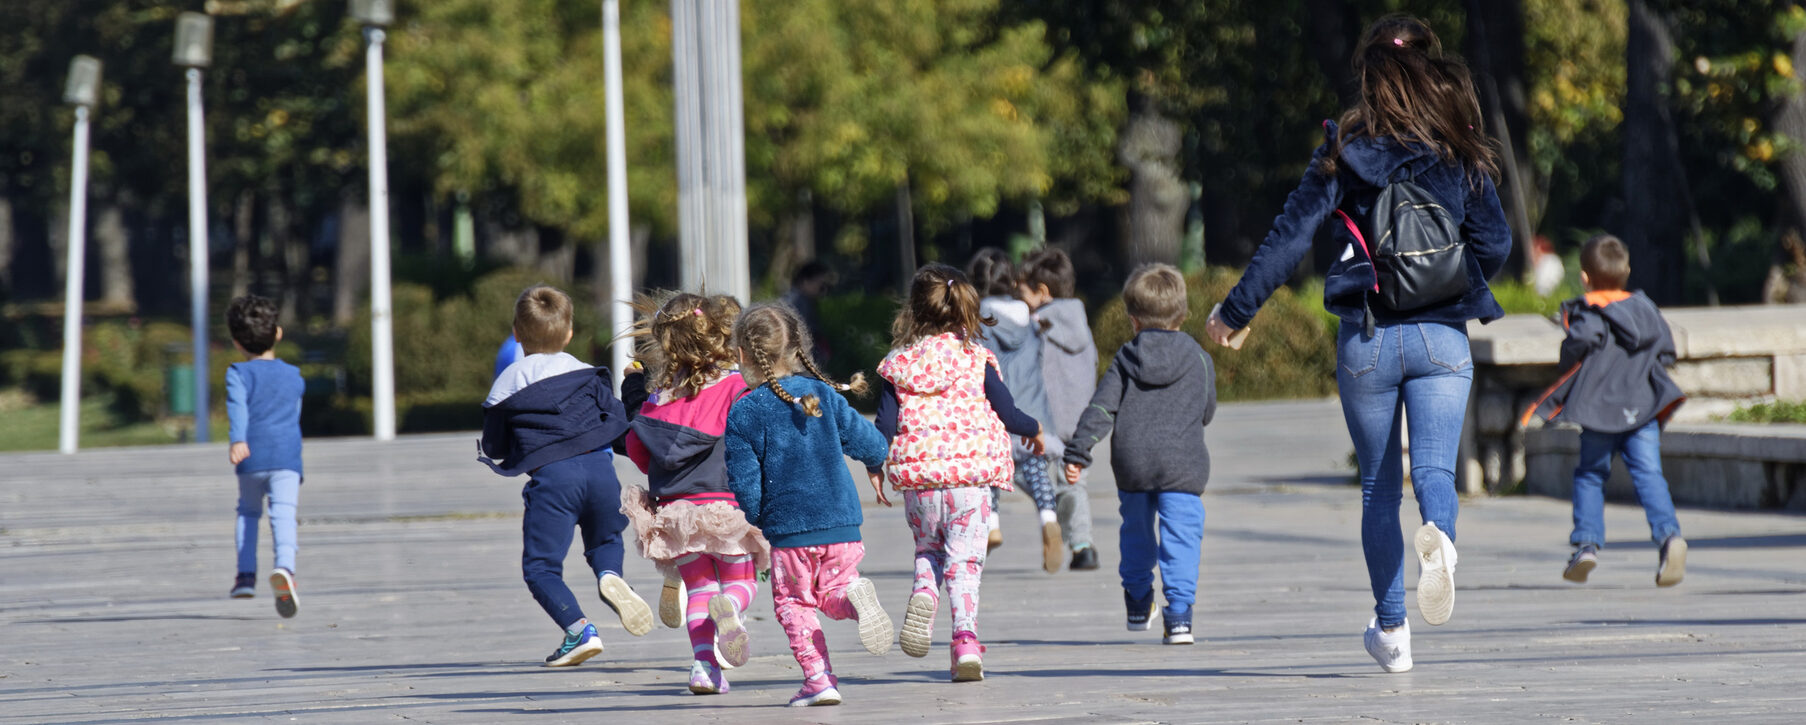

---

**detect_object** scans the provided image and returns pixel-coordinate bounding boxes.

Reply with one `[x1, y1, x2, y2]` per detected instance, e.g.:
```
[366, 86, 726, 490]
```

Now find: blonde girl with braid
[722, 304, 894, 707]
[618, 292, 770, 695]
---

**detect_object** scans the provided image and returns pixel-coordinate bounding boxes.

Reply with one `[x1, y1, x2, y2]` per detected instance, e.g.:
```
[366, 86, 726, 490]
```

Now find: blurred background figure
[782, 261, 834, 366]
[1531, 235, 1565, 297]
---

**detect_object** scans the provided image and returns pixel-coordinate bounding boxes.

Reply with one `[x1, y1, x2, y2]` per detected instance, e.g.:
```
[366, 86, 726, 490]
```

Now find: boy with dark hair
[481, 285, 654, 667]
[1526, 234, 1688, 587]
[1064, 264, 1217, 645]
[224, 294, 306, 617]
[1017, 248, 1100, 570]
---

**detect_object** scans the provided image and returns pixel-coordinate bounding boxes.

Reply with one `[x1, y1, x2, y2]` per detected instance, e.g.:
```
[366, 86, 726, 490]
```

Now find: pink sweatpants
[903, 487, 991, 635]
[770, 541, 867, 681]
[675, 552, 757, 666]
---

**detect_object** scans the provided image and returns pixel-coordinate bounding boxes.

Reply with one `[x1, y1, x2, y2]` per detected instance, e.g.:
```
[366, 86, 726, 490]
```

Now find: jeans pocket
[1418, 323, 1472, 372]
[1337, 322, 1383, 379]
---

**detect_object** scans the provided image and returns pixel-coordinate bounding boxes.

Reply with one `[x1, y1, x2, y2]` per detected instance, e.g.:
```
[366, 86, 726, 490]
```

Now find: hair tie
[1393, 38, 1405, 47]
[691, 308, 702, 317]
[946, 279, 956, 289]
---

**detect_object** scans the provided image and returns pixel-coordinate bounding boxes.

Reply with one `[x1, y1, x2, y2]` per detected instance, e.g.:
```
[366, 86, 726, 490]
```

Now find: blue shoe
[1124, 589, 1155, 632]
[1163, 607, 1194, 645]
[544, 624, 603, 667]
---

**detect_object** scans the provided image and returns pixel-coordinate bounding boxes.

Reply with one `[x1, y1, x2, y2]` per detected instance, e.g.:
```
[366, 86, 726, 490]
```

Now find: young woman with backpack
[1204, 14, 1513, 673]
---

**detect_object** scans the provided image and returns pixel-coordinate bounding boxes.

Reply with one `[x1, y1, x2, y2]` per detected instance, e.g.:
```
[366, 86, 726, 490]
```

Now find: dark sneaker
[269, 568, 299, 618]
[1657, 536, 1687, 587]
[1124, 589, 1155, 632]
[1163, 608, 1194, 645]
[545, 623, 603, 667]
[1070, 546, 1100, 571]
[1563, 545, 1599, 583]
[230, 573, 256, 599]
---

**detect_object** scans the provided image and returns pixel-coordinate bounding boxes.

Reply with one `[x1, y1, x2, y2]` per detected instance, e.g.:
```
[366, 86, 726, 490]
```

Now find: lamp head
[172, 12, 214, 68]
[64, 55, 102, 108]
[350, 0, 394, 27]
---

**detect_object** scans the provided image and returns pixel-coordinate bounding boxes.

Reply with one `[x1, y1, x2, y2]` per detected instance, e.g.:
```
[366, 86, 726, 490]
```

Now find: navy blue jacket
[480, 367, 628, 477]
[723, 376, 890, 548]
[1220, 121, 1513, 330]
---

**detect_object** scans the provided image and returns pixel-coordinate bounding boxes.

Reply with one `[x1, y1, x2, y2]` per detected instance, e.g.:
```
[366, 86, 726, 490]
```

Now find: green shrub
[1488, 278, 1576, 318]
[1090, 267, 1339, 402]
[816, 292, 899, 411]
[1726, 399, 1806, 424]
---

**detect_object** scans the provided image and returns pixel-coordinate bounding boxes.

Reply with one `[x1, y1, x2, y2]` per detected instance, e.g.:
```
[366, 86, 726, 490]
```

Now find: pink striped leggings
[674, 552, 757, 666]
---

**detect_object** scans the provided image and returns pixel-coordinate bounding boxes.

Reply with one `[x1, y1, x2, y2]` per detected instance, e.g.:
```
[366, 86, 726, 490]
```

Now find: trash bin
[167, 364, 194, 416]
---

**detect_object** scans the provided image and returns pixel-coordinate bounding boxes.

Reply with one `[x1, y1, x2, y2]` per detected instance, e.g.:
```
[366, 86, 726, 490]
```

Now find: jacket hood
[485, 366, 607, 414]
[1586, 290, 1663, 352]
[980, 297, 1033, 352]
[1119, 330, 1202, 387]
[1326, 120, 1445, 189]
[881, 333, 989, 396]
[633, 417, 723, 472]
[1037, 298, 1090, 353]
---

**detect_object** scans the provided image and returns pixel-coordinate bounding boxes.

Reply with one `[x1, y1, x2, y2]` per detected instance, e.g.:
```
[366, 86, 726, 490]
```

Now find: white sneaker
[845, 578, 894, 655]
[1414, 523, 1457, 626]
[1363, 618, 1413, 673]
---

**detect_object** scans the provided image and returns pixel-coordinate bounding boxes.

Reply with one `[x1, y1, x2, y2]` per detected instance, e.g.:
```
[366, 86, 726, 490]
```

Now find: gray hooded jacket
[1527, 290, 1685, 434]
[1063, 329, 1217, 494]
[979, 296, 1054, 428]
[1037, 298, 1098, 441]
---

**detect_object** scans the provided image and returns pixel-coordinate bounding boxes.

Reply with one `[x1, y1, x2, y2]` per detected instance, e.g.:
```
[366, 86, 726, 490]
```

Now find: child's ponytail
[890, 263, 993, 349]
[734, 303, 865, 418]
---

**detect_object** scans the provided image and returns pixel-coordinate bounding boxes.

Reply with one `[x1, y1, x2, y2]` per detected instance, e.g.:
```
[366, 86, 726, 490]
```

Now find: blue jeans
[236, 469, 300, 574]
[521, 449, 627, 630]
[1336, 322, 1471, 629]
[1572, 421, 1681, 548]
[1117, 490, 1205, 618]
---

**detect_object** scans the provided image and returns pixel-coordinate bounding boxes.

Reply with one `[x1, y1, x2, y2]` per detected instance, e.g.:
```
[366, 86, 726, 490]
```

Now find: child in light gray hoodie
[1018, 248, 1099, 570]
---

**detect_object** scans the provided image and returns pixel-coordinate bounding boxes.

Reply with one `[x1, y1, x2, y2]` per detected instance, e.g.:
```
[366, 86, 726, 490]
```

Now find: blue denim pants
[236, 469, 301, 574]
[1117, 490, 1205, 618]
[1572, 421, 1681, 548]
[1336, 322, 1471, 629]
[521, 449, 627, 630]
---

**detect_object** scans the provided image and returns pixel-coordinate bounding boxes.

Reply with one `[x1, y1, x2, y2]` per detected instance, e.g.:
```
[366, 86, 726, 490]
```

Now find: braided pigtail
[753, 343, 822, 417]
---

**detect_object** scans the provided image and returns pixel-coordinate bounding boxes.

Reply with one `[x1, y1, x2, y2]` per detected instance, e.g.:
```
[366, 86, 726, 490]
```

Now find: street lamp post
[57, 55, 101, 455]
[603, 0, 632, 386]
[174, 12, 213, 443]
[351, 0, 396, 441]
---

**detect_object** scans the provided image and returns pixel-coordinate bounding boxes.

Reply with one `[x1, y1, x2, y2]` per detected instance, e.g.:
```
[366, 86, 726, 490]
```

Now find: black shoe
[1070, 546, 1100, 571]
[1163, 607, 1194, 645]
[1124, 589, 1155, 632]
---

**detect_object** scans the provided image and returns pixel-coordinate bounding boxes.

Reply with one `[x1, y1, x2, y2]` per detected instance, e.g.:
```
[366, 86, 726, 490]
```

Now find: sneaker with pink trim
[949, 631, 985, 682]
[788, 675, 842, 707]
[688, 660, 729, 695]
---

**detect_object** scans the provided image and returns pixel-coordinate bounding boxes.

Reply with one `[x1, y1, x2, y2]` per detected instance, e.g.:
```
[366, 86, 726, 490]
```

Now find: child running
[723, 304, 895, 707]
[223, 294, 305, 617]
[619, 293, 771, 695]
[1017, 248, 1101, 570]
[876, 264, 1048, 682]
[966, 249, 1064, 573]
[480, 285, 654, 667]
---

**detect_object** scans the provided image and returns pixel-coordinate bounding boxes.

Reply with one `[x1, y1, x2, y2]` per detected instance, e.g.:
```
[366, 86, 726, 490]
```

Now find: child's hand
[868, 469, 893, 507]
[1023, 425, 1047, 457]
[1065, 463, 1083, 484]
[228, 442, 250, 465]
[1204, 307, 1237, 346]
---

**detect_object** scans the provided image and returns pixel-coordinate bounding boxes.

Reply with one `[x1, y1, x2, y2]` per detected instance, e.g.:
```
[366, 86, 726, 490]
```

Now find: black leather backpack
[1334, 173, 1469, 314]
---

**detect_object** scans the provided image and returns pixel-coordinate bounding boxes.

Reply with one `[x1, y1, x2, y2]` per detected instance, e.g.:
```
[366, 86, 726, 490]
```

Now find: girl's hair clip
[1393, 38, 1405, 47]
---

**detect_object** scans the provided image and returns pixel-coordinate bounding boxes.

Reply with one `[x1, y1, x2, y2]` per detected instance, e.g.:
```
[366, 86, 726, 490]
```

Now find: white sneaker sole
[1657, 538, 1687, 587]
[846, 578, 894, 655]
[710, 595, 750, 668]
[1414, 524, 1455, 626]
[545, 639, 603, 667]
[658, 580, 684, 629]
[1041, 521, 1064, 573]
[599, 574, 654, 637]
[900, 592, 936, 658]
[951, 654, 984, 682]
[1163, 632, 1194, 645]
[788, 686, 843, 707]
[269, 569, 298, 619]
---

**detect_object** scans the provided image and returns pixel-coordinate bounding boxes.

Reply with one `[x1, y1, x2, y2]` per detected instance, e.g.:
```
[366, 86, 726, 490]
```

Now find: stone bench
[1523, 422, 1806, 510]
[1459, 304, 1806, 504]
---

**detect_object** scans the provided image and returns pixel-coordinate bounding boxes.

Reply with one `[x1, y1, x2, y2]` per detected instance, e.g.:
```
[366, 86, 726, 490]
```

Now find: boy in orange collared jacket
[1525, 234, 1687, 587]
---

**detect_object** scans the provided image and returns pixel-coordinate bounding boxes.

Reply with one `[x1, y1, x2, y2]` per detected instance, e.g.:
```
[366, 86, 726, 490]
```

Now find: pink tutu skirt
[621, 486, 772, 579]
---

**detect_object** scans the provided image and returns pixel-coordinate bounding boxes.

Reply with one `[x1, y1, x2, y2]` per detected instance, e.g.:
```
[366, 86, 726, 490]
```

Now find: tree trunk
[94, 199, 134, 311]
[334, 194, 371, 326]
[896, 179, 916, 296]
[767, 189, 816, 293]
[1118, 93, 1186, 268]
[231, 190, 256, 300]
[267, 195, 305, 322]
[484, 215, 540, 270]
[1769, 23, 1806, 304]
[1465, 0, 1535, 281]
[0, 196, 14, 296]
[1621, 0, 1689, 304]
[1302, 0, 1360, 107]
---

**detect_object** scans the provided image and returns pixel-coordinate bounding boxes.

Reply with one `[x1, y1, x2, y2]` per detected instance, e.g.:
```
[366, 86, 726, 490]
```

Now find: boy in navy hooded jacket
[480, 286, 653, 667]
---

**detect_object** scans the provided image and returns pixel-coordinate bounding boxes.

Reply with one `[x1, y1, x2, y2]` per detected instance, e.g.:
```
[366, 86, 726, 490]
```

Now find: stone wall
[1523, 423, 1806, 511]
[1460, 304, 1806, 499]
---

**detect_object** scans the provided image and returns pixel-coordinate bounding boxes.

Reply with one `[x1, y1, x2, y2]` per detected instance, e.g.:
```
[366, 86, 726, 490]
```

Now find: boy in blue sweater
[224, 295, 306, 617]
[480, 286, 653, 667]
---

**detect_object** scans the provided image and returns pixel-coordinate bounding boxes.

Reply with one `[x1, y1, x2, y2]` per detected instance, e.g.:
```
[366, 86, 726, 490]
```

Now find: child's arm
[1200, 351, 1218, 428]
[1062, 355, 1127, 477]
[226, 365, 250, 464]
[1461, 175, 1513, 280]
[611, 369, 649, 456]
[875, 380, 900, 441]
[830, 392, 893, 506]
[983, 364, 1045, 453]
[623, 428, 653, 474]
[1558, 307, 1609, 372]
[722, 407, 764, 525]
[479, 406, 510, 462]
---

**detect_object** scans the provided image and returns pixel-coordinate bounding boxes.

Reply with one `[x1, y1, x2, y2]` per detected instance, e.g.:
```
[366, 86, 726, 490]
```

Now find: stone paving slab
[5, 399, 1806, 724]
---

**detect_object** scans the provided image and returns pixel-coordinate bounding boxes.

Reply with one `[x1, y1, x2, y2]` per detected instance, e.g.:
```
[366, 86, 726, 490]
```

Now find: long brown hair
[1323, 14, 1499, 183]
[890, 264, 993, 349]
[734, 303, 867, 417]
[634, 291, 741, 398]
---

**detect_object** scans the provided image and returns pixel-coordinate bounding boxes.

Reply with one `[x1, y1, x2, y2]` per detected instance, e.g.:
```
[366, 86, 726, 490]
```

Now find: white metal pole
[57, 105, 92, 454]
[186, 68, 211, 443]
[603, 0, 633, 388]
[366, 27, 396, 441]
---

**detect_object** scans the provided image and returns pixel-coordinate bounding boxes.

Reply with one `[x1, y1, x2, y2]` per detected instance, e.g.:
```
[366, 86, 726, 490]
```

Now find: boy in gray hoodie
[1525, 234, 1687, 587]
[1064, 264, 1216, 645]
[1019, 249, 1100, 570]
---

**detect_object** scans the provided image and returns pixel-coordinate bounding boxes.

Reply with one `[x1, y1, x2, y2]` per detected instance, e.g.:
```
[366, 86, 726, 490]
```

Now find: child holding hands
[723, 304, 895, 707]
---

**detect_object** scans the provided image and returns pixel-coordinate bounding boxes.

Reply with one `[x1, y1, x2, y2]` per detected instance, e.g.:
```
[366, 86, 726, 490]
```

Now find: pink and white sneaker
[688, 660, 729, 695]
[788, 674, 842, 707]
[949, 630, 985, 682]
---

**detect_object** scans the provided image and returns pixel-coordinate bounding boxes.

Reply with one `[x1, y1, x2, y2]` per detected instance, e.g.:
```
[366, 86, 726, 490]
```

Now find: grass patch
[0, 391, 187, 452]
[1726, 399, 1806, 424]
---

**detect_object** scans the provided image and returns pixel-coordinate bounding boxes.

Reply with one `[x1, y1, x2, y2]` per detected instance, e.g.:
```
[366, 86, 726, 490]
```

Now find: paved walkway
[4, 399, 1806, 724]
